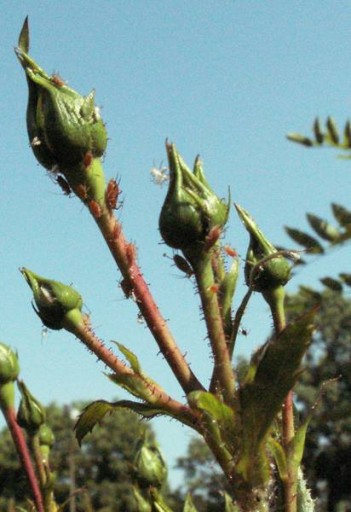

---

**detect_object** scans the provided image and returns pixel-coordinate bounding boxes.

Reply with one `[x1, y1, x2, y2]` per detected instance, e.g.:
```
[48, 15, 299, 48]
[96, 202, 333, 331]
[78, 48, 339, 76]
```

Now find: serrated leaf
[284, 227, 324, 253]
[326, 117, 339, 145]
[108, 372, 154, 401]
[331, 203, 351, 227]
[339, 273, 351, 287]
[18, 17, 29, 53]
[313, 118, 324, 144]
[74, 400, 114, 445]
[306, 213, 340, 242]
[286, 133, 314, 147]
[268, 437, 288, 481]
[320, 277, 343, 292]
[183, 494, 199, 512]
[114, 341, 141, 373]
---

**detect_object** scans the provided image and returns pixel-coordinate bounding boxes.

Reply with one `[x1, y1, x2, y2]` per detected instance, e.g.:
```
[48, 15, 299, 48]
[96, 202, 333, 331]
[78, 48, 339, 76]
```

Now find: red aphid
[75, 184, 88, 201]
[51, 74, 65, 87]
[89, 200, 102, 218]
[204, 226, 221, 250]
[209, 283, 220, 294]
[83, 151, 93, 168]
[105, 179, 119, 210]
[224, 245, 237, 258]
[56, 175, 71, 195]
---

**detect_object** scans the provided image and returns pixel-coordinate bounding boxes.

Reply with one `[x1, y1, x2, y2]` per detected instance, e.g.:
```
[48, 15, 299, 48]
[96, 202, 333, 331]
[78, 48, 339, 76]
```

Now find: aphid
[173, 254, 193, 277]
[224, 245, 237, 258]
[56, 175, 71, 196]
[240, 328, 249, 336]
[204, 226, 221, 250]
[83, 151, 93, 168]
[208, 283, 220, 294]
[51, 73, 65, 87]
[75, 183, 88, 201]
[105, 179, 120, 210]
[88, 199, 102, 218]
[120, 278, 133, 299]
[150, 162, 169, 186]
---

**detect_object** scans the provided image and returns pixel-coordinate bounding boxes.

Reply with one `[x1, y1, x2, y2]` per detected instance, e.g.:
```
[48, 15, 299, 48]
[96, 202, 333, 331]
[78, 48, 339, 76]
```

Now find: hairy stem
[187, 251, 236, 406]
[2, 402, 44, 512]
[77, 180, 205, 396]
[64, 314, 200, 429]
[265, 286, 297, 512]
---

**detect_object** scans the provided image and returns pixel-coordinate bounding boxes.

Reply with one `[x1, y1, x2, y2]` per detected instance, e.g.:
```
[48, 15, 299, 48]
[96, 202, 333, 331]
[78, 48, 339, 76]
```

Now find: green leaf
[239, 309, 316, 478]
[268, 437, 288, 481]
[286, 133, 314, 147]
[74, 400, 114, 445]
[331, 203, 351, 227]
[187, 391, 236, 446]
[343, 121, 351, 148]
[313, 118, 324, 144]
[326, 117, 339, 145]
[320, 277, 343, 292]
[339, 273, 351, 287]
[306, 213, 340, 242]
[18, 17, 29, 53]
[284, 227, 324, 254]
[115, 342, 141, 373]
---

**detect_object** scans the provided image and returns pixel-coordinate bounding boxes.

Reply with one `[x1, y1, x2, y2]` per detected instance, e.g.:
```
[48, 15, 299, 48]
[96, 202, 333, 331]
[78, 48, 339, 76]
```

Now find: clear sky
[2, 1, 351, 489]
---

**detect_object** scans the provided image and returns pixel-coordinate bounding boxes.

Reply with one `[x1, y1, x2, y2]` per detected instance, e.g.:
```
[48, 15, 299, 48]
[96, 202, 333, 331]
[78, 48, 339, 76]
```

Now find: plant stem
[86, 203, 205, 396]
[264, 286, 297, 512]
[64, 315, 200, 429]
[2, 402, 44, 512]
[187, 251, 236, 406]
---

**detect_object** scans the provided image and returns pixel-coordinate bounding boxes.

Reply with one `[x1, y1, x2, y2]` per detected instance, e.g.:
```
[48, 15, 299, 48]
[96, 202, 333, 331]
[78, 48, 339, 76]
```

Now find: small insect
[105, 179, 120, 210]
[223, 245, 237, 258]
[51, 73, 65, 87]
[31, 136, 41, 147]
[56, 175, 71, 196]
[240, 328, 249, 336]
[150, 162, 169, 186]
[83, 151, 93, 168]
[204, 226, 221, 251]
[88, 199, 102, 218]
[173, 254, 193, 277]
[75, 183, 88, 201]
[208, 283, 220, 294]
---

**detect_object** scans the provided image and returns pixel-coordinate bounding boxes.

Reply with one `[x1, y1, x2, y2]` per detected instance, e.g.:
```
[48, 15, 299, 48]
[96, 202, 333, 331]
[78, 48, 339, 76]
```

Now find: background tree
[0, 401, 159, 511]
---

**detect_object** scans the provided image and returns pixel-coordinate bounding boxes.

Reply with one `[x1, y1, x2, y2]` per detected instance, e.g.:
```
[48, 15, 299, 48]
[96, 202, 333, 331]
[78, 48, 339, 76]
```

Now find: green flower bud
[0, 344, 20, 413]
[0, 343, 20, 385]
[235, 204, 291, 292]
[133, 436, 167, 489]
[21, 268, 83, 331]
[38, 424, 55, 463]
[15, 19, 107, 171]
[17, 380, 46, 435]
[159, 142, 230, 250]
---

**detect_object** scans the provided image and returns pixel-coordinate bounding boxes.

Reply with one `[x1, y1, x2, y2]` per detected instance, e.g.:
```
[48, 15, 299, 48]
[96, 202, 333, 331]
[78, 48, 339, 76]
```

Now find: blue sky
[2, 1, 351, 488]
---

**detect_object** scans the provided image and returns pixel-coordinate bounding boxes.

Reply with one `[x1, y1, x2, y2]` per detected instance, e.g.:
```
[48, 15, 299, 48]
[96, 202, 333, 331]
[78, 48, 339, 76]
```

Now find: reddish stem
[4, 406, 44, 512]
[93, 210, 205, 395]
